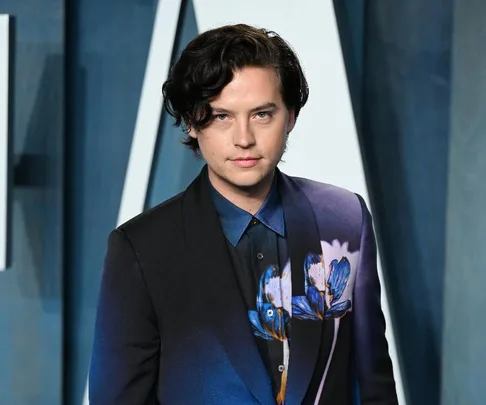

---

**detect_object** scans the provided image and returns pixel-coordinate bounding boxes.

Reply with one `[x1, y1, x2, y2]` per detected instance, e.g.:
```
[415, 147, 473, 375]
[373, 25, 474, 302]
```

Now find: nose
[233, 121, 255, 148]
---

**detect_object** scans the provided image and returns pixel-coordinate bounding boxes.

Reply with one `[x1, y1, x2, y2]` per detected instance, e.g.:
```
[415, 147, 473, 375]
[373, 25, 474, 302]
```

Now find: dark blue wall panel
[335, 1, 452, 404]
[0, 1, 65, 404]
[65, 1, 158, 403]
[442, 1, 486, 403]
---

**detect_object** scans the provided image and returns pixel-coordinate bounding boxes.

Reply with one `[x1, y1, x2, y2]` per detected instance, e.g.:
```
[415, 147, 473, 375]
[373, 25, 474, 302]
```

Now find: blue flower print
[292, 252, 351, 320]
[248, 266, 290, 341]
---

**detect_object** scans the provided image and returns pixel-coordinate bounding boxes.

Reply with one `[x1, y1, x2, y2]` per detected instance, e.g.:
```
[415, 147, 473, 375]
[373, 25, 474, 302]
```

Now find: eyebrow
[211, 102, 279, 114]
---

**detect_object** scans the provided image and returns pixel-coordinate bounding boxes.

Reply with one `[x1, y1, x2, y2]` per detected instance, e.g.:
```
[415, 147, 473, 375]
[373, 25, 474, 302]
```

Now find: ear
[287, 109, 296, 133]
[187, 125, 198, 139]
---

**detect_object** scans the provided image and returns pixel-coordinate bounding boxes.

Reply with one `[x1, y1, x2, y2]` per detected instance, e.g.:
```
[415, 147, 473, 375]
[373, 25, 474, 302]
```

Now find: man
[89, 24, 398, 405]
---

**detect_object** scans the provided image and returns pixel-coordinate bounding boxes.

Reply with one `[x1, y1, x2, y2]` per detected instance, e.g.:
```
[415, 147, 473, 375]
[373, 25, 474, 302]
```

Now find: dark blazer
[89, 167, 398, 405]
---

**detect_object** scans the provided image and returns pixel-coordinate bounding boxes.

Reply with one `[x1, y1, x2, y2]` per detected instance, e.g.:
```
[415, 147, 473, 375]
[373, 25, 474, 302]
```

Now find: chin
[208, 162, 277, 192]
[227, 169, 273, 190]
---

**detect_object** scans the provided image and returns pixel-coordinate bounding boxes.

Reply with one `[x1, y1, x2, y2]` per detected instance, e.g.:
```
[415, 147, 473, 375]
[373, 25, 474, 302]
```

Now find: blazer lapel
[278, 171, 335, 405]
[182, 167, 274, 405]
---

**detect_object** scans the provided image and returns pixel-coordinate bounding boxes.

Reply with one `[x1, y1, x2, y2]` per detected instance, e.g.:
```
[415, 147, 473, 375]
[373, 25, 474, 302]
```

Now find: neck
[208, 170, 275, 214]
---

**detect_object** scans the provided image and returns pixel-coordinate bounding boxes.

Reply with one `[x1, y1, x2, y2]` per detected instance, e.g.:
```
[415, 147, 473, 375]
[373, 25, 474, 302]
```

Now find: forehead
[210, 67, 283, 108]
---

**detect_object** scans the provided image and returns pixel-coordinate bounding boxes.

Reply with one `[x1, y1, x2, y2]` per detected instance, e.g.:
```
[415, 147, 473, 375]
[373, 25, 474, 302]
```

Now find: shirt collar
[210, 174, 286, 247]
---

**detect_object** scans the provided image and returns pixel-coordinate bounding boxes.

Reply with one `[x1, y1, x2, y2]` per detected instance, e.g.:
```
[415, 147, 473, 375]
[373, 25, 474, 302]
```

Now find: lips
[232, 156, 259, 160]
[231, 158, 260, 168]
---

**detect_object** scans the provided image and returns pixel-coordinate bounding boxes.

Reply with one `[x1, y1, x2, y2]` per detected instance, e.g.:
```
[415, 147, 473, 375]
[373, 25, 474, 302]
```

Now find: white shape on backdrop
[0, 15, 10, 271]
[116, 0, 183, 227]
[192, 1, 405, 403]
[84, 0, 405, 403]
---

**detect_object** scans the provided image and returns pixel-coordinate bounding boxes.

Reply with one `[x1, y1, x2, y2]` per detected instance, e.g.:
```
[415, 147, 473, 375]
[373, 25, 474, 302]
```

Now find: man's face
[190, 66, 295, 197]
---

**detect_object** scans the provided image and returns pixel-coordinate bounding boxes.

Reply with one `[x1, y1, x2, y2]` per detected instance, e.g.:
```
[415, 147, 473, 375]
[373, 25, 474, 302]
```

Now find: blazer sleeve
[89, 229, 160, 405]
[353, 195, 398, 404]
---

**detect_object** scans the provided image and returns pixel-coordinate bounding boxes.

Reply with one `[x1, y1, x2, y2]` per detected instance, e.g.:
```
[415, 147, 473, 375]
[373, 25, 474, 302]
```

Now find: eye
[256, 111, 271, 119]
[213, 114, 229, 121]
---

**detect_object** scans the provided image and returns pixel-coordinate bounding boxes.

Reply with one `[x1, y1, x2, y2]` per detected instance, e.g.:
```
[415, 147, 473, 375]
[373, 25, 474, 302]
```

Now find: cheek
[198, 133, 228, 159]
[263, 127, 287, 149]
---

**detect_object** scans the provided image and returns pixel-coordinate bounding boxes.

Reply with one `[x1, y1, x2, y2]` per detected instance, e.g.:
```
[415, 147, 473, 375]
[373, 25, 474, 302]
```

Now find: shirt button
[278, 365, 285, 373]
[257, 252, 264, 260]
[251, 218, 258, 226]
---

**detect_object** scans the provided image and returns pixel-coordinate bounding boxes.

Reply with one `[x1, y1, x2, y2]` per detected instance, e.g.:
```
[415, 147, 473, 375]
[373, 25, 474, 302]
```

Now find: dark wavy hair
[162, 24, 309, 156]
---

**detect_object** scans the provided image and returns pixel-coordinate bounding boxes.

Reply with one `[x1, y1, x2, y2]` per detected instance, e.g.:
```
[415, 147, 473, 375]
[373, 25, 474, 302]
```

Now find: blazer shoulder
[292, 176, 363, 208]
[116, 191, 184, 244]
[291, 176, 365, 232]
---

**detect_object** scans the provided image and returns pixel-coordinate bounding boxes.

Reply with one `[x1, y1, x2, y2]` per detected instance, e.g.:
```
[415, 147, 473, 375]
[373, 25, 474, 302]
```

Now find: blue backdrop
[0, 1, 64, 404]
[1, 0, 485, 404]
